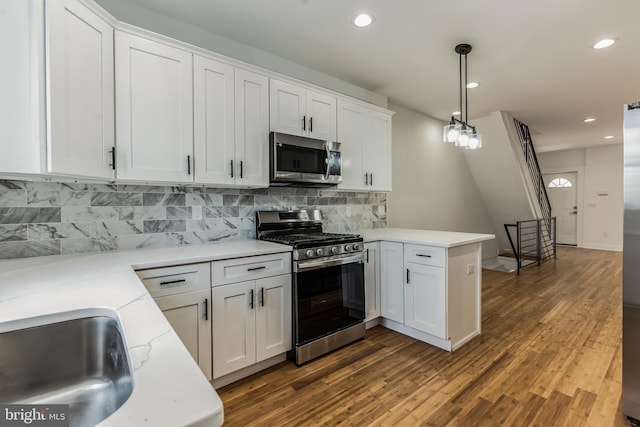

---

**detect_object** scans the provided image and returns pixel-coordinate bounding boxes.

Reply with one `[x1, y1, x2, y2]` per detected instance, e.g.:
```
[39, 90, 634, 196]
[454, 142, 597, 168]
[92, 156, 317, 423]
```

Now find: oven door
[293, 254, 365, 345]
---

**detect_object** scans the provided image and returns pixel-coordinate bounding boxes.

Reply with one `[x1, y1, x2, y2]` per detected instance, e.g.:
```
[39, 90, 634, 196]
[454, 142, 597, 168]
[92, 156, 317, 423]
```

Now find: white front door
[545, 172, 578, 245]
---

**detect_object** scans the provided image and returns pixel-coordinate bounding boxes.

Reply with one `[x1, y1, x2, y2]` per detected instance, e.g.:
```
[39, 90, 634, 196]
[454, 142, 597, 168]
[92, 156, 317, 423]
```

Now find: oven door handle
[295, 253, 364, 272]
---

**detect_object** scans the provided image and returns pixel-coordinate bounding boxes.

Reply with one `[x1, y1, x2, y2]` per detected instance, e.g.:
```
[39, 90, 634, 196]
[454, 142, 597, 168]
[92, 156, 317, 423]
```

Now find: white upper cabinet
[115, 31, 194, 183]
[0, 0, 44, 175]
[46, 0, 115, 179]
[234, 68, 269, 187]
[193, 56, 235, 185]
[0, 0, 115, 178]
[193, 59, 269, 187]
[270, 79, 337, 141]
[338, 99, 393, 191]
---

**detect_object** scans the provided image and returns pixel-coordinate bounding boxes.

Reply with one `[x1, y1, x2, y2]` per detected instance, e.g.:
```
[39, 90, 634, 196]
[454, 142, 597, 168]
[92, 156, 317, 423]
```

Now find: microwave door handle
[324, 142, 331, 181]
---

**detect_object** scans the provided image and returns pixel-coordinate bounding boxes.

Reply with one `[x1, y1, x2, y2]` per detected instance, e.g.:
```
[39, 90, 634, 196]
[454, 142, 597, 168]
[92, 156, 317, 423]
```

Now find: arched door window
[548, 177, 572, 188]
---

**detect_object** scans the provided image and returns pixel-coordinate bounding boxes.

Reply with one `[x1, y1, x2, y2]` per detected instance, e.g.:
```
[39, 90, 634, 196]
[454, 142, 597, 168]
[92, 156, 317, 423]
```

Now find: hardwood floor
[218, 247, 626, 426]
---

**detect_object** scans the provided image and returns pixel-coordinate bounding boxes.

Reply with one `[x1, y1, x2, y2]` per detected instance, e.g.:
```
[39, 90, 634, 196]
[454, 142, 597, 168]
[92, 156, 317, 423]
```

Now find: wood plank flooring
[217, 247, 626, 426]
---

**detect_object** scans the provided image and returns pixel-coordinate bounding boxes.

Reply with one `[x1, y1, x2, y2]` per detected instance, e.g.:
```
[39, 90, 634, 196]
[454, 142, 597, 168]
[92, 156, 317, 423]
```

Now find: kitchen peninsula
[361, 228, 495, 351]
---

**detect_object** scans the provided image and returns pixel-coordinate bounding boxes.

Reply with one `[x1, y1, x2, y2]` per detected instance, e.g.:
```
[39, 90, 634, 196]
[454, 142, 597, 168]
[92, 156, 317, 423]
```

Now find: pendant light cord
[459, 52, 463, 123]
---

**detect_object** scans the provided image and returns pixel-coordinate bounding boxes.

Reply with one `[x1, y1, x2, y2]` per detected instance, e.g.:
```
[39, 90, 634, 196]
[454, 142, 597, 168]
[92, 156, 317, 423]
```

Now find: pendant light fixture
[443, 43, 482, 149]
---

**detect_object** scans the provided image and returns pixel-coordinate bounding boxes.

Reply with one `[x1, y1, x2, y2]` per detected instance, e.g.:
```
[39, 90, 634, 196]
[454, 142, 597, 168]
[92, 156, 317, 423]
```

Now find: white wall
[387, 103, 499, 259]
[538, 145, 623, 251]
[583, 145, 623, 250]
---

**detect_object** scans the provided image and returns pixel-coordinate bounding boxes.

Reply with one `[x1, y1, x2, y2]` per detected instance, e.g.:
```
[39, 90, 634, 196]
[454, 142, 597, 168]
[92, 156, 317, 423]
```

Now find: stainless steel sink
[0, 312, 134, 427]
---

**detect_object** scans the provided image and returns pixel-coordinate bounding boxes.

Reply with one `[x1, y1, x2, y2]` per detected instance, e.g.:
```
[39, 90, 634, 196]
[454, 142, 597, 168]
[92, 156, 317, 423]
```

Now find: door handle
[309, 117, 313, 133]
[406, 269, 410, 284]
[240, 160, 243, 179]
[187, 155, 191, 175]
[249, 289, 254, 309]
[260, 288, 265, 307]
[230, 159, 234, 178]
[204, 298, 208, 321]
[109, 147, 116, 170]
[302, 115, 306, 131]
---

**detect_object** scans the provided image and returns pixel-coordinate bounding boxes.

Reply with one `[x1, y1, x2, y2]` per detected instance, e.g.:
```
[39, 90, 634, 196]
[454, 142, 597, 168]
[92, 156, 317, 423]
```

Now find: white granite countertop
[0, 240, 292, 427]
[359, 228, 495, 247]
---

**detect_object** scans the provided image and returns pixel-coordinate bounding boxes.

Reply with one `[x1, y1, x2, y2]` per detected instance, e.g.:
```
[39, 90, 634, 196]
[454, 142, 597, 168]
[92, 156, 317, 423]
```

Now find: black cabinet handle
[109, 147, 116, 170]
[309, 117, 313, 132]
[159, 279, 186, 286]
[369, 173, 373, 186]
[366, 248, 369, 263]
[230, 159, 234, 178]
[260, 288, 264, 307]
[416, 254, 432, 258]
[204, 298, 208, 321]
[406, 269, 410, 284]
[247, 266, 266, 272]
[187, 155, 191, 175]
[302, 115, 306, 131]
[240, 160, 243, 179]
[249, 289, 254, 309]
[364, 173, 369, 185]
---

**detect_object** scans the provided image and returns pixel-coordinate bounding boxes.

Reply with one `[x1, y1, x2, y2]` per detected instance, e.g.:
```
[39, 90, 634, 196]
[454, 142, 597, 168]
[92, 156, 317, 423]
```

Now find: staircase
[464, 111, 556, 272]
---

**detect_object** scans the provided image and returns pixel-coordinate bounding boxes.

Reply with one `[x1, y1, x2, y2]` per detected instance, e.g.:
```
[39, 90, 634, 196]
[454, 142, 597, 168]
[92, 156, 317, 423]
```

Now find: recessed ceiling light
[353, 13, 373, 27]
[466, 82, 479, 89]
[583, 117, 596, 123]
[593, 38, 616, 49]
[452, 111, 461, 116]
[605, 135, 614, 139]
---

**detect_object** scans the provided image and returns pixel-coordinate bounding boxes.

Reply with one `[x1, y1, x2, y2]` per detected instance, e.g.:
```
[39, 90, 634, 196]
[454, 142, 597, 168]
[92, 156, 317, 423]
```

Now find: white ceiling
[118, 0, 639, 152]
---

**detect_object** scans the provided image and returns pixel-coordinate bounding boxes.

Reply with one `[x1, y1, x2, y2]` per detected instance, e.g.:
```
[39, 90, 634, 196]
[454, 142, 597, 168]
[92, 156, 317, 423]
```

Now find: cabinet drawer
[211, 252, 291, 286]
[404, 244, 446, 268]
[136, 263, 211, 298]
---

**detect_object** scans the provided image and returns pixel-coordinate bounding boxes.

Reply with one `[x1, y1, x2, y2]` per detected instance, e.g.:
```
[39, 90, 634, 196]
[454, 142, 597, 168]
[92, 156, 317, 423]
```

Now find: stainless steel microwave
[270, 132, 342, 186]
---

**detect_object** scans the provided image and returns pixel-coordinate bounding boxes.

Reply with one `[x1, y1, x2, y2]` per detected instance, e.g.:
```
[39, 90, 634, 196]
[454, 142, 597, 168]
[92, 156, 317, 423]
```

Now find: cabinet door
[306, 90, 336, 140]
[115, 31, 193, 182]
[46, 0, 114, 179]
[235, 68, 269, 187]
[270, 79, 305, 136]
[0, 0, 44, 174]
[365, 111, 392, 191]
[405, 262, 446, 339]
[193, 55, 235, 185]
[212, 281, 256, 378]
[337, 100, 366, 190]
[380, 241, 404, 323]
[364, 242, 381, 321]
[255, 275, 292, 362]
[155, 289, 212, 380]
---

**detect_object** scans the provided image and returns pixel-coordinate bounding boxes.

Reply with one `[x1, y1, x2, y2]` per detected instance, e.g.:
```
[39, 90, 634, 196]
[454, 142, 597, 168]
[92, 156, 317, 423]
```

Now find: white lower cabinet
[405, 262, 446, 339]
[136, 263, 212, 380]
[378, 241, 481, 351]
[212, 274, 291, 379]
[380, 241, 404, 323]
[364, 242, 381, 322]
[154, 289, 212, 380]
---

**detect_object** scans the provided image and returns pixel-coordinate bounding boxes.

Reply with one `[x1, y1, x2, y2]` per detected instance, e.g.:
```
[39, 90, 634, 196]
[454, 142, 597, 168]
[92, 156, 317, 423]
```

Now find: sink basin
[0, 311, 134, 427]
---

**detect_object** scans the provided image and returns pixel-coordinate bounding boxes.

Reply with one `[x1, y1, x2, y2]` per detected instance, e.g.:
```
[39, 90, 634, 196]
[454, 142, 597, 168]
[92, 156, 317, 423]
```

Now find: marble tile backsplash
[0, 180, 387, 260]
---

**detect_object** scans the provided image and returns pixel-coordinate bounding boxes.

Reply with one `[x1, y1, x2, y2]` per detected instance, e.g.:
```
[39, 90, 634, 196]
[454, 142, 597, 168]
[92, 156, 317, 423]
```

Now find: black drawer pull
[247, 266, 267, 272]
[250, 289, 254, 309]
[416, 254, 432, 258]
[159, 279, 186, 286]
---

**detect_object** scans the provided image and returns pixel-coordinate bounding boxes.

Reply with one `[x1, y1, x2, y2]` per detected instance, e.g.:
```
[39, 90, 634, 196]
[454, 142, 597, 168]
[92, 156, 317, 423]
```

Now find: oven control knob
[316, 248, 324, 256]
[344, 244, 352, 251]
[305, 249, 314, 258]
[352, 243, 359, 251]
[331, 246, 339, 254]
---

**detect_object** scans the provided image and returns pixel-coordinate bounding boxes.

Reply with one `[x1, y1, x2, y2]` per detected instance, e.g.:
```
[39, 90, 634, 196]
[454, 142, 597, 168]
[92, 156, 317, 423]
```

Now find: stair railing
[504, 218, 556, 275]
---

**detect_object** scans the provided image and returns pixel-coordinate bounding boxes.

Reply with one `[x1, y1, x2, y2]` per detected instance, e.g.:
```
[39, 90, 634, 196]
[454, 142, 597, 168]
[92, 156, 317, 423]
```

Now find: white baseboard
[582, 243, 623, 252]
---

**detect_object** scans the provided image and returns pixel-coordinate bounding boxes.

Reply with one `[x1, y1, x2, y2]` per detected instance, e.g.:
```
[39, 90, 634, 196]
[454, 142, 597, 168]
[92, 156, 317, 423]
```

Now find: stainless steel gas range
[256, 209, 365, 365]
